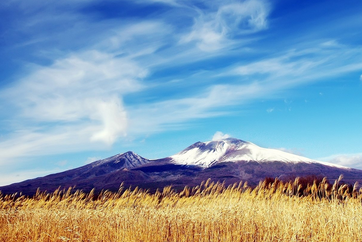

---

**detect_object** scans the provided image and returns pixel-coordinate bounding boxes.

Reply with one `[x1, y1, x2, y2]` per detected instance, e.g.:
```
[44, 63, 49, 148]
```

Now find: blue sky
[0, 0, 362, 186]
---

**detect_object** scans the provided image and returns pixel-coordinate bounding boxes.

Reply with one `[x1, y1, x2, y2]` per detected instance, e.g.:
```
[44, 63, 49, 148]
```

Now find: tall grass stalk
[1, 177, 362, 241]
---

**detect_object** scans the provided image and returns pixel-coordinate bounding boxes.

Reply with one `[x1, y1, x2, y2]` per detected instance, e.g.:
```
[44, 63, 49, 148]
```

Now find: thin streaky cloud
[2, 40, 361, 164]
[321, 154, 362, 170]
[0, 0, 361, 184]
[180, 0, 270, 51]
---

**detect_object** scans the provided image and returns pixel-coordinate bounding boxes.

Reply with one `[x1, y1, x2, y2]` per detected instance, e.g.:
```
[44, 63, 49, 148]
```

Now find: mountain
[1, 138, 361, 195]
[91, 151, 150, 169]
[0, 151, 151, 195]
[171, 138, 344, 168]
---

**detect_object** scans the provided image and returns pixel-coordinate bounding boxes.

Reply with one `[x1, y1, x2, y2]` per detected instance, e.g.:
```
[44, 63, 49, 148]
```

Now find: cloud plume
[212, 131, 231, 141]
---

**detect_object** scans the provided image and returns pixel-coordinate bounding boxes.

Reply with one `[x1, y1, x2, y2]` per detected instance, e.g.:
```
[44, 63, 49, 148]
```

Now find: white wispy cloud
[227, 43, 362, 89]
[321, 40, 340, 48]
[1, 0, 107, 53]
[126, 40, 362, 137]
[212, 131, 231, 141]
[2, 34, 361, 170]
[0, 11, 180, 167]
[321, 154, 362, 170]
[128, 82, 266, 135]
[99, 21, 173, 56]
[181, 0, 270, 51]
[0, 50, 146, 165]
[1, 0, 362, 183]
[0, 125, 98, 167]
[231, 49, 327, 78]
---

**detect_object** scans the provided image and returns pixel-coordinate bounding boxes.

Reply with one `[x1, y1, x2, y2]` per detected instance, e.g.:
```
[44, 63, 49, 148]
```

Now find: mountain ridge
[171, 138, 347, 169]
[0, 137, 359, 195]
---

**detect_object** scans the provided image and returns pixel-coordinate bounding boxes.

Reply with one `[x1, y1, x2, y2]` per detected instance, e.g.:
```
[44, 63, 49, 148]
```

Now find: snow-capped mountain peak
[92, 151, 149, 169]
[171, 138, 251, 167]
[171, 138, 345, 168]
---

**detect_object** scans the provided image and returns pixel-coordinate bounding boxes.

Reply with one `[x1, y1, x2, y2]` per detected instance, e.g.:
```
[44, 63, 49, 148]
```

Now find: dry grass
[1, 176, 362, 241]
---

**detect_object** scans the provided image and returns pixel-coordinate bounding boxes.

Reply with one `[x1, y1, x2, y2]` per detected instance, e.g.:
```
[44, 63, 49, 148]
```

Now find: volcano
[171, 138, 343, 168]
[1, 138, 361, 195]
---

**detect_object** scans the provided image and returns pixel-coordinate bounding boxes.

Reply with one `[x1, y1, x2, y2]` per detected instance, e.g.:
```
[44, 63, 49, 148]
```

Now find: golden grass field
[1, 176, 362, 242]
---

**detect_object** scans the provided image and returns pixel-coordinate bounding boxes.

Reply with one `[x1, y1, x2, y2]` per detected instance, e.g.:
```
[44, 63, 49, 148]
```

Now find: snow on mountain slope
[91, 151, 150, 169]
[171, 138, 347, 168]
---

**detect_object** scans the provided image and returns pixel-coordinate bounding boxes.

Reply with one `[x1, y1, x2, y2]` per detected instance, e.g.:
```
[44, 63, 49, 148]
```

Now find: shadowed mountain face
[0, 151, 151, 195]
[1, 138, 362, 195]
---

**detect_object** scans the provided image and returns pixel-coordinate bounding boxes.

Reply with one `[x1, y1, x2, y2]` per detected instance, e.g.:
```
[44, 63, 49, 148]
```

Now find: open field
[1, 176, 362, 242]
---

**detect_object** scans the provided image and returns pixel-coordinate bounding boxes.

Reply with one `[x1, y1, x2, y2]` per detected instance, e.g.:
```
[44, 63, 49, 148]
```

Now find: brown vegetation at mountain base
[1, 175, 362, 241]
